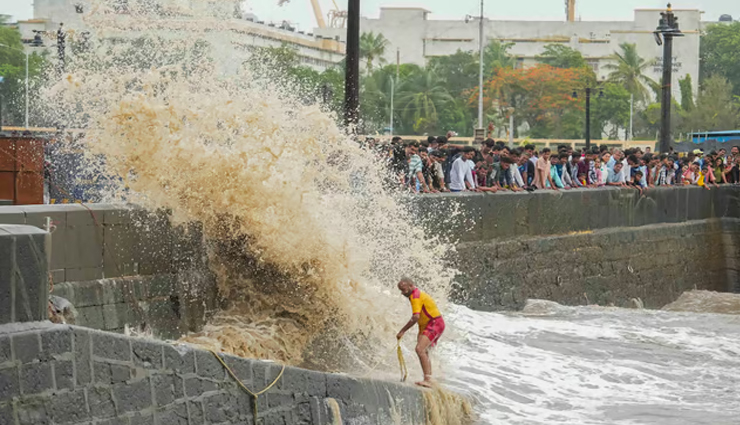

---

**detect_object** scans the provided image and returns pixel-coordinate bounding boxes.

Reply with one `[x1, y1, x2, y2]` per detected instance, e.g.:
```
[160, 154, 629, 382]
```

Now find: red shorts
[421, 317, 445, 347]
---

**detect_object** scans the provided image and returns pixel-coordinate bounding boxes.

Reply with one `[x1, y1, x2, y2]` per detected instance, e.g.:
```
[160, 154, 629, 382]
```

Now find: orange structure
[0, 136, 45, 205]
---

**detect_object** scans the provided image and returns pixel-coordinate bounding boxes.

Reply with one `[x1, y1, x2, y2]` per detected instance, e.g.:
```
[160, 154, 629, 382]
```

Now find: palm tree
[397, 68, 454, 134]
[484, 40, 516, 76]
[360, 32, 390, 73]
[604, 43, 658, 105]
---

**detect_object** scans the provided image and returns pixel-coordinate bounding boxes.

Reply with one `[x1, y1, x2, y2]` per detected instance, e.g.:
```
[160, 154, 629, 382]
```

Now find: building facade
[17, 0, 345, 72]
[314, 6, 704, 101]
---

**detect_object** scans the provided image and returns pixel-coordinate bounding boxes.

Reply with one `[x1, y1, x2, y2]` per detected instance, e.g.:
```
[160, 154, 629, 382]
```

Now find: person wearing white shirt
[449, 147, 477, 192]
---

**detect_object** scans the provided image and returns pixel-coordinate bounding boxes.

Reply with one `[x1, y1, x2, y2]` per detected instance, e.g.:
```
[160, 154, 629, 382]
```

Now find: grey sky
[3, 0, 739, 31]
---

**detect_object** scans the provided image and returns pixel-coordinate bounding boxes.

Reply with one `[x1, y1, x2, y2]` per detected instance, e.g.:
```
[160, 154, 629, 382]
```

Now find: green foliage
[252, 44, 344, 116]
[427, 50, 478, 97]
[536, 44, 588, 69]
[679, 74, 694, 112]
[700, 22, 740, 97]
[396, 67, 454, 135]
[484, 40, 515, 75]
[359, 32, 389, 73]
[604, 43, 657, 105]
[0, 19, 47, 127]
[681, 75, 740, 132]
[590, 83, 632, 140]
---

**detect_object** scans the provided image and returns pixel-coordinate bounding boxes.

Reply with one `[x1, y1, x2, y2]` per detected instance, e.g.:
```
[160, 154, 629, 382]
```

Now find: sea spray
[43, 0, 460, 376]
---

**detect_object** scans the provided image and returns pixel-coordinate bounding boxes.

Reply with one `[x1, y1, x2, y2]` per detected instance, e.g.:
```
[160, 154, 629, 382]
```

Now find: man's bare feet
[415, 376, 435, 388]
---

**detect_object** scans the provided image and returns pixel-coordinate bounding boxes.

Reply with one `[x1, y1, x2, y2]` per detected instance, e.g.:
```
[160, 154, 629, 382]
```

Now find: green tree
[0, 19, 46, 127]
[679, 74, 695, 112]
[484, 40, 515, 75]
[427, 50, 478, 97]
[700, 22, 740, 97]
[682, 76, 740, 132]
[360, 66, 394, 132]
[604, 42, 657, 105]
[359, 32, 389, 73]
[590, 83, 632, 140]
[397, 68, 453, 135]
[536, 44, 588, 69]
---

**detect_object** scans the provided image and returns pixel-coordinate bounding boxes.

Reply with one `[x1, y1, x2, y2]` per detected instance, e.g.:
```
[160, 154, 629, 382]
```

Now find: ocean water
[437, 292, 740, 424]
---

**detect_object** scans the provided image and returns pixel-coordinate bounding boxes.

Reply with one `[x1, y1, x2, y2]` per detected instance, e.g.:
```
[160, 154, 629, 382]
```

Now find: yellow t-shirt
[408, 288, 442, 331]
[698, 171, 706, 186]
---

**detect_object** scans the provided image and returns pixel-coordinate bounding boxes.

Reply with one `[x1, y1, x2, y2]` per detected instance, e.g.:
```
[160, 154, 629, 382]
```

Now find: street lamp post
[654, 3, 683, 153]
[585, 87, 592, 150]
[573, 86, 603, 151]
[344, 0, 360, 128]
[0, 44, 31, 128]
[477, 0, 484, 131]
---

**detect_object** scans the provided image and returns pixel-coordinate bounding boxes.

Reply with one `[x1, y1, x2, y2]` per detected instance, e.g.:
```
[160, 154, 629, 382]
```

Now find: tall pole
[585, 87, 591, 150]
[659, 34, 674, 153]
[477, 0, 484, 129]
[389, 77, 394, 135]
[344, 0, 360, 129]
[508, 111, 514, 148]
[629, 94, 633, 141]
[25, 51, 29, 129]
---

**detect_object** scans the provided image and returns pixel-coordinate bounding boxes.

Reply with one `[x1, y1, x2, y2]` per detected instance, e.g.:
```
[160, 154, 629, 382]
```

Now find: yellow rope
[397, 340, 408, 383]
[360, 340, 409, 383]
[209, 350, 285, 423]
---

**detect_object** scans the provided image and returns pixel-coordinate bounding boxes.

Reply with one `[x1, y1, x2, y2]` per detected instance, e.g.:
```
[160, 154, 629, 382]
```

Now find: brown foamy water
[43, 0, 459, 378]
[662, 290, 740, 315]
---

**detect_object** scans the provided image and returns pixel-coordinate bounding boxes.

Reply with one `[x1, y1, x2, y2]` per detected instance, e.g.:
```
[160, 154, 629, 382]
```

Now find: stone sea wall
[0, 205, 217, 339]
[416, 185, 740, 242]
[414, 186, 740, 310]
[453, 218, 740, 310]
[0, 322, 426, 425]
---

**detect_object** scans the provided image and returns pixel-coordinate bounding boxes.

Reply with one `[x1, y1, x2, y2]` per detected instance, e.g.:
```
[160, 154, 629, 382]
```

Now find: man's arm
[464, 165, 477, 191]
[416, 171, 430, 193]
[397, 315, 419, 339]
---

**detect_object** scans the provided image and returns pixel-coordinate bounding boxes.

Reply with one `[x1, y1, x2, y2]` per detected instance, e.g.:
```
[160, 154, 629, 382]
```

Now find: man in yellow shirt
[396, 277, 446, 387]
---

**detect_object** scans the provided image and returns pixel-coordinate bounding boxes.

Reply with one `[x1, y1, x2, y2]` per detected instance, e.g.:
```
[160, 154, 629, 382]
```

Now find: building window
[588, 60, 599, 72]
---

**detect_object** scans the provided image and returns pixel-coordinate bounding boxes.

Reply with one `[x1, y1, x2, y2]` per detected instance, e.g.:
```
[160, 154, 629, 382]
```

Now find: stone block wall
[452, 218, 738, 311]
[416, 185, 740, 243]
[0, 322, 426, 425]
[0, 225, 48, 325]
[0, 204, 209, 284]
[0, 205, 218, 339]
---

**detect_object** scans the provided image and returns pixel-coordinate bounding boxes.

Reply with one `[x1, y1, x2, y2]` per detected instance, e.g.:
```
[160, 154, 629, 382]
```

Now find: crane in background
[566, 0, 576, 22]
[280, 0, 347, 29]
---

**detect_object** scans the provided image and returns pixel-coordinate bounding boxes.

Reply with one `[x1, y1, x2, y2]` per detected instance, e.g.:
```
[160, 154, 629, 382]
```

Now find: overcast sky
[4, 0, 739, 30]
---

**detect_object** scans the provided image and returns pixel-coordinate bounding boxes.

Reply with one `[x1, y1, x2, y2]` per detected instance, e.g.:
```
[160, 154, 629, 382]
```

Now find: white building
[315, 6, 705, 101]
[17, 0, 345, 72]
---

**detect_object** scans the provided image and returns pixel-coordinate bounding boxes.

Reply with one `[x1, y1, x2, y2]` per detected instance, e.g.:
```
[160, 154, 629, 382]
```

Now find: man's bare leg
[415, 333, 434, 387]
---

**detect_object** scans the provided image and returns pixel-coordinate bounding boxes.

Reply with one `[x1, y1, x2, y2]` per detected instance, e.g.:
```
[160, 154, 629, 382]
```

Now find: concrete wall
[452, 218, 740, 311]
[416, 186, 740, 243]
[414, 186, 740, 310]
[0, 225, 48, 325]
[0, 205, 218, 339]
[0, 322, 428, 425]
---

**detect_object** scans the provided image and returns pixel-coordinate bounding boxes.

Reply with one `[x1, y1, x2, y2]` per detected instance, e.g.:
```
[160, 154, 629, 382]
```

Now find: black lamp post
[344, 0, 360, 129]
[573, 86, 604, 151]
[654, 3, 683, 153]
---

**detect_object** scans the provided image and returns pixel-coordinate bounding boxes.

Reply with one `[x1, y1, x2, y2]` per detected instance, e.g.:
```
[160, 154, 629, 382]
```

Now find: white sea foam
[439, 298, 740, 424]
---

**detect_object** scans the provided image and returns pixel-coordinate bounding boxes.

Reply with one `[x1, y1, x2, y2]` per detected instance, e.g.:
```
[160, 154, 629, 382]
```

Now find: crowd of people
[380, 135, 740, 195]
